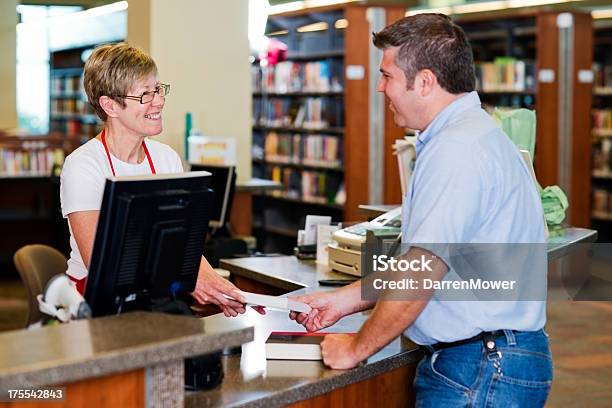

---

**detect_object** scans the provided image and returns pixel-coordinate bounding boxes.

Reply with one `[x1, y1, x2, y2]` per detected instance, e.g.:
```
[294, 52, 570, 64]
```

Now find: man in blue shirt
[290, 13, 552, 407]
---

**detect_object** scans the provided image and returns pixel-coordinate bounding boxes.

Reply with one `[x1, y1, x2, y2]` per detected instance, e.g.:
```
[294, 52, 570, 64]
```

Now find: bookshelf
[591, 18, 612, 240]
[454, 11, 593, 228]
[49, 46, 103, 144]
[251, 4, 405, 253]
[0, 133, 76, 272]
[459, 16, 538, 111]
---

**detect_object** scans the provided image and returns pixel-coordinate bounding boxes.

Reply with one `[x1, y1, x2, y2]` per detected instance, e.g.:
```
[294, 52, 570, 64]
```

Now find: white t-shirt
[60, 137, 183, 280]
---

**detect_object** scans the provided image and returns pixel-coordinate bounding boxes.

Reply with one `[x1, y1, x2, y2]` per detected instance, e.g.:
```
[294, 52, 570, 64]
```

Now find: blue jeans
[414, 329, 553, 407]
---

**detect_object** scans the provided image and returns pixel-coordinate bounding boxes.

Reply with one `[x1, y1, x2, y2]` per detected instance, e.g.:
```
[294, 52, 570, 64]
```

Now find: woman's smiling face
[114, 75, 166, 137]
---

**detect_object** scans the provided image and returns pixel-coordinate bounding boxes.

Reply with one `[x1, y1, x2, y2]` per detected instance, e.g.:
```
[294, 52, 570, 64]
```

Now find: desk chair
[13, 244, 68, 327]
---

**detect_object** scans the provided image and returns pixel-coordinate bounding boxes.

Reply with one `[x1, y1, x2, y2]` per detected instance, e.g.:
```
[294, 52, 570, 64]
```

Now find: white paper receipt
[232, 291, 312, 313]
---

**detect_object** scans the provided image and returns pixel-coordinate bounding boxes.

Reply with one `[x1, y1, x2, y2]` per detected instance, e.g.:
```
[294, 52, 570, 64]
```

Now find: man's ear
[416, 69, 437, 96]
[99, 95, 120, 119]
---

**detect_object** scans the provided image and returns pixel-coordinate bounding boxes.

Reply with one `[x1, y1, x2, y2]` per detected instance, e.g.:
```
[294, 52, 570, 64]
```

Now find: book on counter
[265, 331, 354, 360]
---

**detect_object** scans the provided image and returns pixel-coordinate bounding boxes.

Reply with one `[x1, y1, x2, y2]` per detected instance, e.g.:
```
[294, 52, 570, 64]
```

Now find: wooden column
[536, 11, 593, 227]
[535, 12, 560, 191]
[569, 12, 593, 227]
[383, 7, 409, 206]
[345, 5, 407, 222]
[344, 5, 371, 222]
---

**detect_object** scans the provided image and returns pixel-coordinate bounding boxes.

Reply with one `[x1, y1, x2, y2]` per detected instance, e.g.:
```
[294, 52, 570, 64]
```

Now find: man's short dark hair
[373, 13, 475, 94]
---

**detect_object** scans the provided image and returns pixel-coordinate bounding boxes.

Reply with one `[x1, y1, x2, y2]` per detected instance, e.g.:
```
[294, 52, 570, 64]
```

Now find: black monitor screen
[85, 171, 214, 317]
[189, 165, 235, 229]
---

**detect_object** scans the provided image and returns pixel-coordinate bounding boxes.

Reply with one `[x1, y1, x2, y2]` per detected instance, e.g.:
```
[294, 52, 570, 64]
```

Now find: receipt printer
[329, 207, 401, 276]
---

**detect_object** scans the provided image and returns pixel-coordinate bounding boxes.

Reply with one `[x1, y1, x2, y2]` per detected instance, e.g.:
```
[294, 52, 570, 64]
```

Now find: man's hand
[321, 334, 364, 369]
[289, 292, 346, 332]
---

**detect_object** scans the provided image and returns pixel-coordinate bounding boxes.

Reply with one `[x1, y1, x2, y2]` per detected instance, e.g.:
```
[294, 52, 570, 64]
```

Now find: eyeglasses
[114, 83, 170, 104]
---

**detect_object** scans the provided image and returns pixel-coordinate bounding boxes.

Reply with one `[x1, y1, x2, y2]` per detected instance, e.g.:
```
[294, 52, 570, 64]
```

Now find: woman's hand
[191, 257, 265, 317]
[191, 264, 246, 316]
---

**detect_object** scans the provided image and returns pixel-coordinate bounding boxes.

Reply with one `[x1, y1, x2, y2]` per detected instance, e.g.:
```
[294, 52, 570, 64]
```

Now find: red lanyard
[100, 128, 156, 176]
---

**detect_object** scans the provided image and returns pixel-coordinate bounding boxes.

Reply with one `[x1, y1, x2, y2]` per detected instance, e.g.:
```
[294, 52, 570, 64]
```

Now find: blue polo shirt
[401, 91, 547, 345]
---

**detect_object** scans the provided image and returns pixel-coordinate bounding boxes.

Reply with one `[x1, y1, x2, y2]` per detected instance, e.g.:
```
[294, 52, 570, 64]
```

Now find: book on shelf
[254, 60, 343, 94]
[593, 138, 611, 175]
[263, 132, 342, 168]
[266, 331, 353, 360]
[593, 188, 611, 215]
[51, 74, 82, 94]
[475, 58, 535, 93]
[593, 63, 612, 89]
[593, 109, 612, 131]
[268, 165, 342, 205]
[254, 97, 343, 129]
[0, 147, 64, 177]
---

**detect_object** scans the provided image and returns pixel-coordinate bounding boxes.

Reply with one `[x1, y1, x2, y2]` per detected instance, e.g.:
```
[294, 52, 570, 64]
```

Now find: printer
[328, 207, 401, 276]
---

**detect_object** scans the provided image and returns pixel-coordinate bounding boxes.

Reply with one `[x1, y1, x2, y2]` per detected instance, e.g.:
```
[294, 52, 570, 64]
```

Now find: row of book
[51, 75, 82, 95]
[593, 109, 612, 130]
[51, 98, 92, 116]
[263, 132, 342, 168]
[475, 58, 536, 92]
[593, 189, 612, 216]
[50, 119, 101, 139]
[0, 147, 64, 176]
[253, 60, 343, 94]
[253, 98, 343, 129]
[481, 94, 535, 111]
[268, 166, 344, 205]
[593, 63, 612, 89]
[593, 138, 611, 176]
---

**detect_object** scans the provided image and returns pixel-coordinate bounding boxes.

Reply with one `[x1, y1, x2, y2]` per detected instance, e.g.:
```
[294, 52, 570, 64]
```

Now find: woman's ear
[99, 95, 119, 118]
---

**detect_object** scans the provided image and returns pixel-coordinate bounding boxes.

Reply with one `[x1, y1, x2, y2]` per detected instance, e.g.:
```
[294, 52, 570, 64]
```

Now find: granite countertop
[187, 309, 422, 408]
[0, 311, 253, 389]
[186, 257, 423, 408]
[220, 256, 354, 293]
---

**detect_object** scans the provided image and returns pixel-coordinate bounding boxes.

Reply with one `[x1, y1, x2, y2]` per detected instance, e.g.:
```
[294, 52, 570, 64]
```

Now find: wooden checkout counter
[0, 227, 597, 407]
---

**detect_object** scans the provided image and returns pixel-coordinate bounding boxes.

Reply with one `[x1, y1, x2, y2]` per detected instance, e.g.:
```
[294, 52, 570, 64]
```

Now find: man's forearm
[351, 247, 448, 361]
[336, 280, 376, 315]
[353, 299, 427, 360]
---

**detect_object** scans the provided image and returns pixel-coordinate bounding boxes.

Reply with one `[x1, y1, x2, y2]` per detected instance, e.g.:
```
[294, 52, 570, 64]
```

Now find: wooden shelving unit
[0, 133, 76, 271]
[251, 4, 405, 253]
[453, 11, 593, 228]
[591, 18, 612, 239]
[49, 46, 103, 144]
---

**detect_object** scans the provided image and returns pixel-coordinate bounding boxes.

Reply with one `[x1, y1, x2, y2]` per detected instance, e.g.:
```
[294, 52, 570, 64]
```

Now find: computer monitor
[189, 164, 236, 230]
[84, 171, 214, 317]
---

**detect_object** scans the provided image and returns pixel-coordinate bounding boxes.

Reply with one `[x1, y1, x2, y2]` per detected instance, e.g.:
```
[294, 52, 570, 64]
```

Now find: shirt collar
[415, 91, 482, 156]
